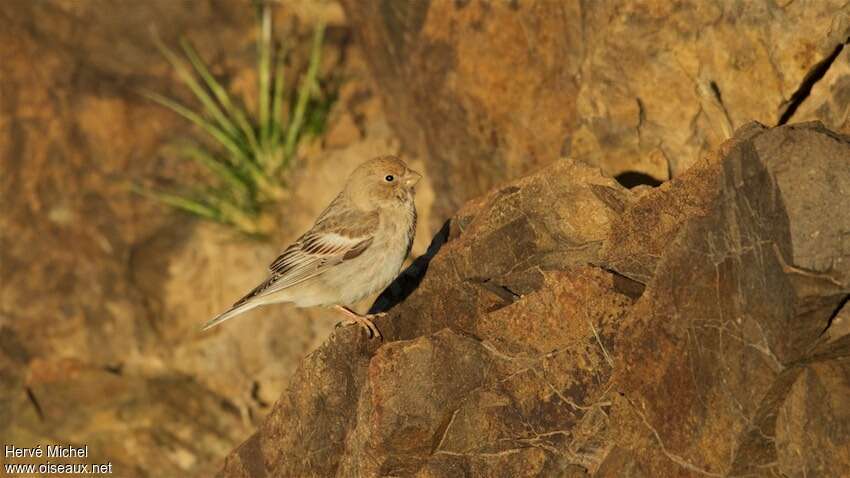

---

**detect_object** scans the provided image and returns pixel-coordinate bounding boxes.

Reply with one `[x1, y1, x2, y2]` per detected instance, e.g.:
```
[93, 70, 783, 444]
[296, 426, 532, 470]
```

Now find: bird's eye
[385, 175, 394, 182]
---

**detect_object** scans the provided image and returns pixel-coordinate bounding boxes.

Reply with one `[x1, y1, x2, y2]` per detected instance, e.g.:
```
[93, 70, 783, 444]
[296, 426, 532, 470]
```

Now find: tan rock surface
[219, 122, 850, 477]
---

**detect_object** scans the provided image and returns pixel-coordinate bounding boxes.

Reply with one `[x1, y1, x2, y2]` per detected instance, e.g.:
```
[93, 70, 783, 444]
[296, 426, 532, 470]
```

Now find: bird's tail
[201, 301, 260, 331]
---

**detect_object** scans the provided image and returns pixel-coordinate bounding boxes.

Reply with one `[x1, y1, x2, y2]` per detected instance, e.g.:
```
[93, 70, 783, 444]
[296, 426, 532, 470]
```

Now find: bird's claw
[335, 313, 384, 340]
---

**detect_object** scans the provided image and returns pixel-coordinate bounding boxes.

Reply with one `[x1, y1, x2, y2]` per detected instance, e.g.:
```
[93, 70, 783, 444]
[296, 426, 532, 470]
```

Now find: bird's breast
[379, 203, 416, 239]
[309, 204, 416, 307]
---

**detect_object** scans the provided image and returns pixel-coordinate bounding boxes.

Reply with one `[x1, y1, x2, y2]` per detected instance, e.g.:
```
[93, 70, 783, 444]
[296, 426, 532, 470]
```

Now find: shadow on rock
[369, 220, 452, 315]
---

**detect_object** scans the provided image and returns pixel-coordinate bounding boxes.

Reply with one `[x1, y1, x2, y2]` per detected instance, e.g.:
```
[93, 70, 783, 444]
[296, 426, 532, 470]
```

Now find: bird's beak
[404, 169, 422, 188]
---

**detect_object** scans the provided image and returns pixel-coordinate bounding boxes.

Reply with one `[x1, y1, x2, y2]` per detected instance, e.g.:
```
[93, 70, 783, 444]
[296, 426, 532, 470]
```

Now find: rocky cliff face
[219, 122, 850, 477]
[341, 0, 850, 223]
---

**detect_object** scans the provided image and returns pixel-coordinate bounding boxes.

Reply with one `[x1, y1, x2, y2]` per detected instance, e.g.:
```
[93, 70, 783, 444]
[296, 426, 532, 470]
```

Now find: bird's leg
[334, 305, 385, 340]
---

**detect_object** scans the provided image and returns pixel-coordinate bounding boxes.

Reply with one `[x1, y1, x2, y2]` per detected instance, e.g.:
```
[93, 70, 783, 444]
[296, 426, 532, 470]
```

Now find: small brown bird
[202, 156, 420, 339]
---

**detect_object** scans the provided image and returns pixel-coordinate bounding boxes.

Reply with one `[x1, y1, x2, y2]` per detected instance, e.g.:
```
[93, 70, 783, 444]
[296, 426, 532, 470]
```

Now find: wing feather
[233, 200, 378, 307]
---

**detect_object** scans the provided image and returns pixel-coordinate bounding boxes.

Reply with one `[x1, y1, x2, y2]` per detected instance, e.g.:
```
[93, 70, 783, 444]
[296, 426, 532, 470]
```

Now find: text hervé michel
[6, 444, 88, 459]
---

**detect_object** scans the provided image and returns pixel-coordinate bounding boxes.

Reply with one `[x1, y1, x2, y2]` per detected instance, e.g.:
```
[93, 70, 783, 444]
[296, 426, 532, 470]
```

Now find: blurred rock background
[1, 0, 848, 477]
[1, 1, 433, 476]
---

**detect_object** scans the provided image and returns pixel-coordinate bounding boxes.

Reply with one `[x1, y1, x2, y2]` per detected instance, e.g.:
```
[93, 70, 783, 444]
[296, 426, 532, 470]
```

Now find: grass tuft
[137, 2, 331, 237]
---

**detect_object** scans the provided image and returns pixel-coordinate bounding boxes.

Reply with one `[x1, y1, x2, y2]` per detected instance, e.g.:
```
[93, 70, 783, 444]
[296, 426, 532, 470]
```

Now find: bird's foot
[334, 306, 385, 340]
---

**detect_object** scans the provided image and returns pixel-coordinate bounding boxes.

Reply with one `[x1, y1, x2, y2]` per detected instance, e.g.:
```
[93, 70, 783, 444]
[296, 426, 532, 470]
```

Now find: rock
[603, 122, 842, 477]
[324, 111, 362, 148]
[340, 0, 850, 223]
[218, 122, 850, 477]
[775, 358, 850, 476]
[17, 357, 245, 477]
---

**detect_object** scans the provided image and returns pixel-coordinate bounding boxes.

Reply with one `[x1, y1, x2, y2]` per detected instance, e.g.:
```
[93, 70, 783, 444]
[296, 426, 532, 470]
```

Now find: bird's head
[346, 156, 421, 210]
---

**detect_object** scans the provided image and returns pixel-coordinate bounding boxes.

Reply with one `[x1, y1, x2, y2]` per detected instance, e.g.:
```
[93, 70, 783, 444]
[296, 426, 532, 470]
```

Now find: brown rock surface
[219, 122, 850, 477]
[341, 0, 850, 223]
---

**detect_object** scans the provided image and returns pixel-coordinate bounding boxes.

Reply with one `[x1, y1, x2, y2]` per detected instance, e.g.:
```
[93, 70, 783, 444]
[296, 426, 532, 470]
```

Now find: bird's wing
[233, 206, 378, 307]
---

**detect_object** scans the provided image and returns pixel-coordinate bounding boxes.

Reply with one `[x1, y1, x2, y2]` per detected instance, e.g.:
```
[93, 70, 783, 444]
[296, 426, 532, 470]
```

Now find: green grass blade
[143, 91, 256, 168]
[280, 23, 324, 171]
[179, 39, 262, 156]
[201, 184, 270, 235]
[257, 3, 272, 146]
[177, 145, 253, 196]
[270, 46, 287, 151]
[132, 185, 222, 221]
[303, 87, 335, 137]
[147, 91, 267, 186]
[146, 71, 277, 194]
[154, 37, 240, 139]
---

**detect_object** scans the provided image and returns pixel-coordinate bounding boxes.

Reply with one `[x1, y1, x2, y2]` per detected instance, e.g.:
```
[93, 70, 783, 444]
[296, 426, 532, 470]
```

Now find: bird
[201, 156, 421, 340]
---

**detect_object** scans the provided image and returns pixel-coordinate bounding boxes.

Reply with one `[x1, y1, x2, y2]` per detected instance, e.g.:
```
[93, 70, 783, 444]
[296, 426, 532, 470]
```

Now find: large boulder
[218, 122, 850, 477]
